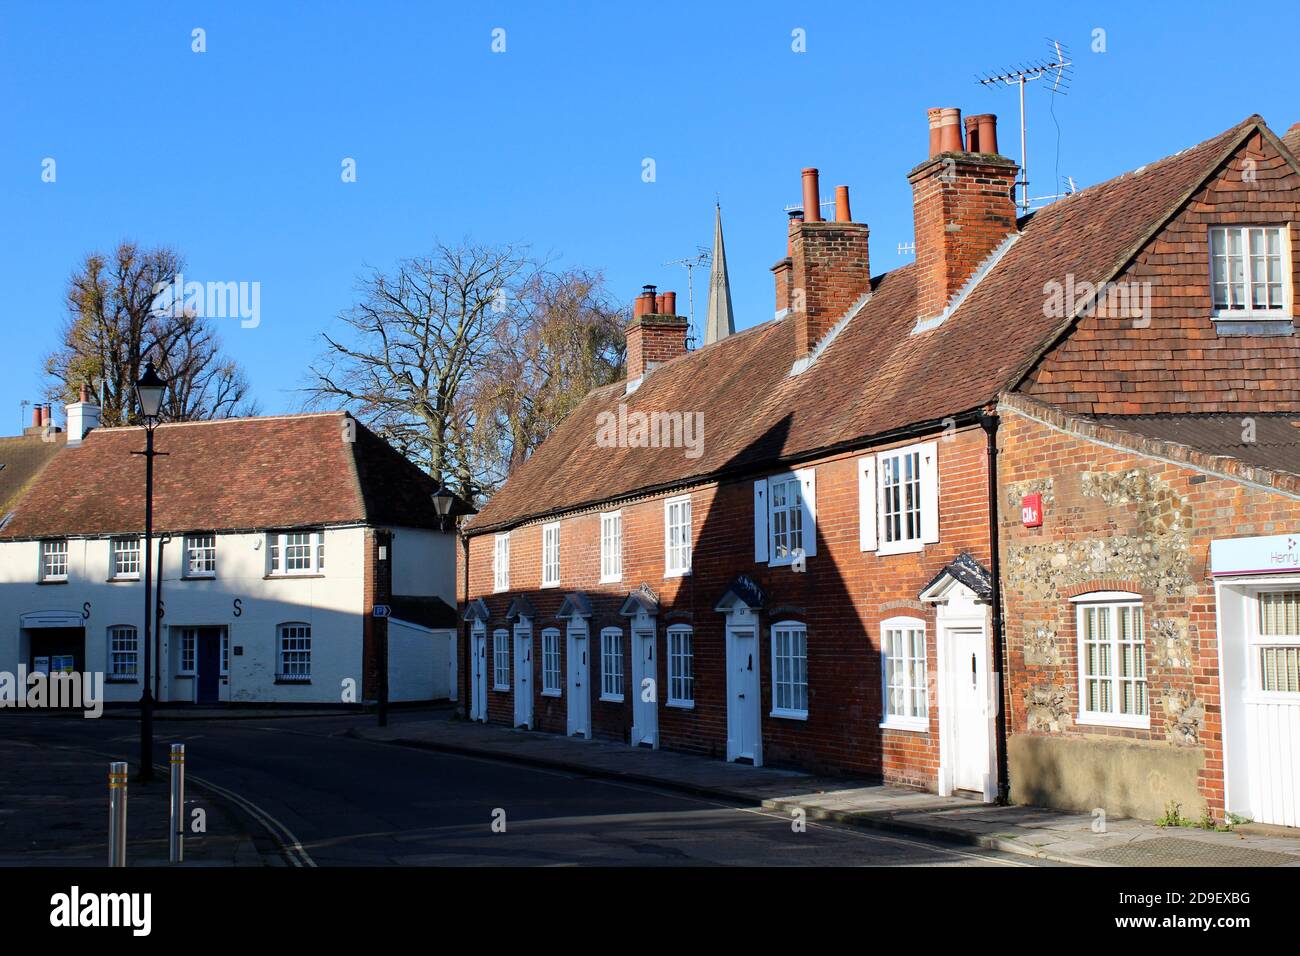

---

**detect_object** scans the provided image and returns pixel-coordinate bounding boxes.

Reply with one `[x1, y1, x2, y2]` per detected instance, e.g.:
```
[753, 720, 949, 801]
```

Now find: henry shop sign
[1211, 533, 1300, 576]
[1021, 494, 1043, 528]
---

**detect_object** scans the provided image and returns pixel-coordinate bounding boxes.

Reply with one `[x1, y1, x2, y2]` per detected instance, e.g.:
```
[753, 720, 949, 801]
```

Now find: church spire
[704, 203, 734, 345]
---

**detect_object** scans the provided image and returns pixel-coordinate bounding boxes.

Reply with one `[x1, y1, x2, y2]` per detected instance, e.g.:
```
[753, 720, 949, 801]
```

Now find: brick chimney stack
[909, 108, 1018, 324]
[625, 285, 688, 387]
[789, 168, 871, 360]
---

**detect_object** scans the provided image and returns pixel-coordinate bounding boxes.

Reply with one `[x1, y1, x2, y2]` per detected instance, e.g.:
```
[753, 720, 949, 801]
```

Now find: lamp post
[133, 362, 167, 783]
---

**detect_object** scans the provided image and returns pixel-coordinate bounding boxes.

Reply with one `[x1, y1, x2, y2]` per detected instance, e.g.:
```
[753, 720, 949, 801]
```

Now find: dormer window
[268, 530, 325, 576]
[1210, 226, 1293, 333]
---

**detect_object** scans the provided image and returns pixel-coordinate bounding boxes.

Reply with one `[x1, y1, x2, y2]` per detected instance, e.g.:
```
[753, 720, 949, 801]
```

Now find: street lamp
[430, 481, 455, 532]
[133, 362, 167, 783]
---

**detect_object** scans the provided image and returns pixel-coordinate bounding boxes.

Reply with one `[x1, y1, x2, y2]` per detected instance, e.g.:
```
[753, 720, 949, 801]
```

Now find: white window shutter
[857, 457, 877, 552]
[753, 479, 769, 563]
[798, 467, 817, 557]
[919, 441, 940, 544]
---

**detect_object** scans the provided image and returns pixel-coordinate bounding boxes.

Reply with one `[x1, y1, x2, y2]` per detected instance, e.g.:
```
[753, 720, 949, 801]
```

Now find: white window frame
[494, 533, 510, 592]
[1252, 590, 1300, 700]
[541, 627, 562, 696]
[600, 511, 623, 583]
[879, 617, 928, 731]
[770, 621, 809, 720]
[40, 539, 68, 582]
[541, 522, 560, 589]
[276, 623, 312, 682]
[1208, 225, 1292, 319]
[178, 627, 229, 677]
[107, 625, 139, 680]
[664, 495, 692, 577]
[600, 627, 625, 702]
[110, 537, 141, 580]
[185, 534, 217, 578]
[874, 442, 939, 556]
[667, 625, 694, 708]
[492, 628, 511, 690]
[267, 530, 325, 576]
[1072, 592, 1149, 729]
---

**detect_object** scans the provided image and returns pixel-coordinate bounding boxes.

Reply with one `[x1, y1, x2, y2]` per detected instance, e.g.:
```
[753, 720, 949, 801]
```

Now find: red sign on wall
[1021, 493, 1043, 528]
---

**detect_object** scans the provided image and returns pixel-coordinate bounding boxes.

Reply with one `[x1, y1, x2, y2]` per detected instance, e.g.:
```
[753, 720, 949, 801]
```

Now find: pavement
[356, 708, 1300, 868]
[0, 735, 264, 867]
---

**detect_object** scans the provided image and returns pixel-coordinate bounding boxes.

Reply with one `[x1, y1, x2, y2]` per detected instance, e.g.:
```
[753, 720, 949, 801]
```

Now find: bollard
[169, 744, 185, 863]
[108, 761, 128, 868]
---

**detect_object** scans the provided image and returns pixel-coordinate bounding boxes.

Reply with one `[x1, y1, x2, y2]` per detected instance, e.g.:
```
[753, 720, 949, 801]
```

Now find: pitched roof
[468, 116, 1267, 534]
[1092, 414, 1300, 477]
[1283, 123, 1300, 160]
[0, 432, 65, 518]
[0, 412, 445, 539]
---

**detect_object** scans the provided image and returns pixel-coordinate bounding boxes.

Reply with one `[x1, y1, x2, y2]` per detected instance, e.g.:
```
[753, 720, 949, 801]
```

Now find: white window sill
[876, 539, 925, 557]
[541, 581, 559, 590]
[600, 694, 625, 703]
[110, 575, 140, 582]
[1077, 712, 1149, 730]
[40, 577, 68, 584]
[492, 684, 510, 692]
[667, 700, 695, 710]
[183, 573, 217, 580]
[493, 586, 509, 594]
[599, 575, 623, 585]
[541, 689, 561, 698]
[880, 716, 929, 733]
[767, 554, 808, 569]
[664, 568, 691, 579]
[770, 708, 808, 721]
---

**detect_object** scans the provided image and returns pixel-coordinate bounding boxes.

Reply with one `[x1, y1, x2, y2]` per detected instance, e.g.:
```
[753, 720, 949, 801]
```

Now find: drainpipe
[461, 527, 470, 720]
[979, 409, 1010, 804]
[155, 535, 171, 703]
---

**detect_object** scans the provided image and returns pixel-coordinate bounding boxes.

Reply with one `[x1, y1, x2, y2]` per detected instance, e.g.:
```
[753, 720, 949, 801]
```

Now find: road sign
[372, 605, 390, 619]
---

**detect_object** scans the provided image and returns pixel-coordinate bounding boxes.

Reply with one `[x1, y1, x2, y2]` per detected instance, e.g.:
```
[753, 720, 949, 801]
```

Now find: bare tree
[44, 241, 257, 424]
[306, 242, 624, 500]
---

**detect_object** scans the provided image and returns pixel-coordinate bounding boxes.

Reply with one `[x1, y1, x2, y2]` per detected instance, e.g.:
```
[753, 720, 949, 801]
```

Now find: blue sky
[2, 0, 1296, 430]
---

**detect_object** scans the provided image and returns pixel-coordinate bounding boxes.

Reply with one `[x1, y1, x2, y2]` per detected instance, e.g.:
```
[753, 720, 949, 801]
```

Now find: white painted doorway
[513, 620, 533, 728]
[950, 627, 991, 794]
[726, 615, 762, 765]
[471, 626, 487, 721]
[631, 628, 658, 748]
[566, 621, 591, 738]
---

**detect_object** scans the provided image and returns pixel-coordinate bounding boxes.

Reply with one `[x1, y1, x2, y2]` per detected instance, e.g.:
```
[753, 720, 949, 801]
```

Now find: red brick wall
[1022, 133, 1300, 414]
[791, 221, 870, 357]
[464, 423, 993, 787]
[361, 528, 392, 700]
[997, 399, 1300, 818]
[908, 154, 1018, 321]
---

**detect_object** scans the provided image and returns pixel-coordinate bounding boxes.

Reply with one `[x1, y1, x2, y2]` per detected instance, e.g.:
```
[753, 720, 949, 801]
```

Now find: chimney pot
[928, 108, 944, 158]
[801, 168, 822, 222]
[834, 185, 852, 223]
[79, 382, 89, 403]
[654, 294, 666, 313]
[40, 405, 50, 427]
[964, 116, 980, 153]
[787, 209, 804, 255]
[31, 405, 41, 429]
[662, 291, 677, 315]
[974, 113, 998, 155]
[937, 108, 964, 153]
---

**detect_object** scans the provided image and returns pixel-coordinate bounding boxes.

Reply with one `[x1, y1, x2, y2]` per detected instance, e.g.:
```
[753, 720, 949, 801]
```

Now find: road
[2, 712, 1052, 867]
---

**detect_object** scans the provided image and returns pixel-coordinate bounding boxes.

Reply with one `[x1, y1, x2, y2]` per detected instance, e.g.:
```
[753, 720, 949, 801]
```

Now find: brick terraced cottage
[461, 106, 1300, 824]
[0, 403, 461, 706]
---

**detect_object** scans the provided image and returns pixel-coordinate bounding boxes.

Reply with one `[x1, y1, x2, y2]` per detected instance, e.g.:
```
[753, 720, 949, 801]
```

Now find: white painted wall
[390, 526, 456, 604]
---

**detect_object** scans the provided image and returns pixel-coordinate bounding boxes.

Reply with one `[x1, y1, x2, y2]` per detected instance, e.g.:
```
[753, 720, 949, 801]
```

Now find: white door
[566, 623, 591, 738]
[631, 628, 658, 748]
[726, 625, 761, 764]
[951, 627, 990, 794]
[1243, 589, 1300, 827]
[471, 630, 487, 721]
[513, 623, 533, 728]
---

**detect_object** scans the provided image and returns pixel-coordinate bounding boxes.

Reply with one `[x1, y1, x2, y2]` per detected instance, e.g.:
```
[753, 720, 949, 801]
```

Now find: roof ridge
[85, 411, 346, 434]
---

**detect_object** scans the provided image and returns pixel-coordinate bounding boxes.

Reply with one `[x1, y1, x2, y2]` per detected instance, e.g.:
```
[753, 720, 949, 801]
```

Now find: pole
[1018, 75, 1028, 213]
[108, 761, 128, 867]
[169, 744, 185, 862]
[139, 425, 155, 782]
[377, 616, 389, 727]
